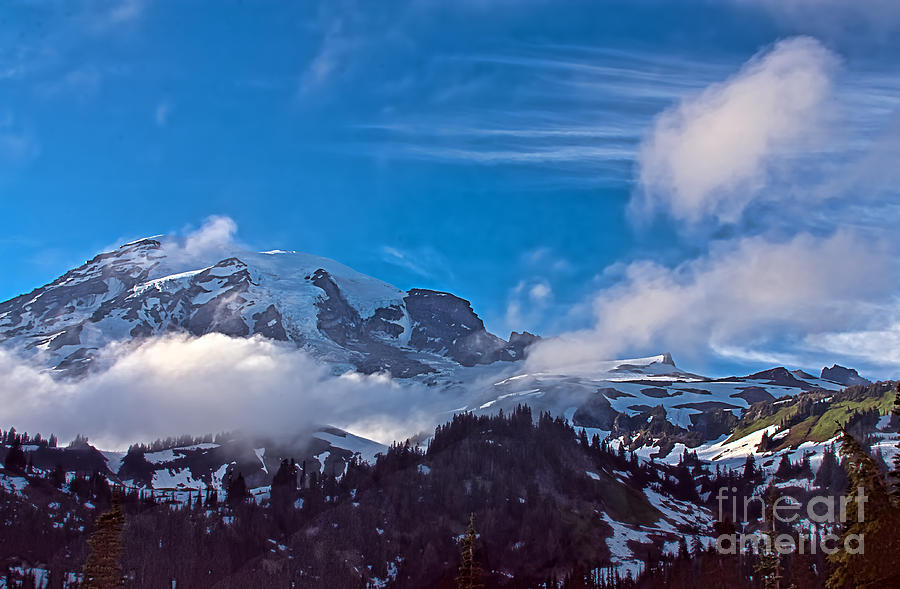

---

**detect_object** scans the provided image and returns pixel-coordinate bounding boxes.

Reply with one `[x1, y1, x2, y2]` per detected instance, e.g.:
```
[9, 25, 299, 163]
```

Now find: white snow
[313, 430, 387, 464]
[0, 475, 28, 496]
[254, 448, 268, 474]
[103, 451, 126, 475]
[697, 425, 778, 463]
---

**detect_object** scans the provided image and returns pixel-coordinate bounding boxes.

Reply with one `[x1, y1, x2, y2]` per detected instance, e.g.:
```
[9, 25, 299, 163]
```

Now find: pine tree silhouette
[226, 472, 249, 506]
[4, 438, 27, 473]
[82, 493, 125, 588]
[456, 513, 483, 589]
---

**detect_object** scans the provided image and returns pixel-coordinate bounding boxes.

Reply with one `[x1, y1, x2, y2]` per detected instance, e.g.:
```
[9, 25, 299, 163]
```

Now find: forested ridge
[0, 392, 898, 588]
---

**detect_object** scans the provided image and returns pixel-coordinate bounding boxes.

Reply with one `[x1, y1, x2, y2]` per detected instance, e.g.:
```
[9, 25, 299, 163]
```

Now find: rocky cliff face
[404, 289, 529, 367]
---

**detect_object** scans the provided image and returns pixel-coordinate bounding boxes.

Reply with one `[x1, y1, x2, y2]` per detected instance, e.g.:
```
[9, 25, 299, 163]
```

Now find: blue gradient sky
[2, 0, 899, 376]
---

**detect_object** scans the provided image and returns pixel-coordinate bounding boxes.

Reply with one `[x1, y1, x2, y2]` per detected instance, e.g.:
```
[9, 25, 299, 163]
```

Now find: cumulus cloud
[179, 215, 238, 256]
[529, 282, 551, 303]
[634, 37, 839, 224]
[0, 334, 445, 450]
[525, 230, 896, 372]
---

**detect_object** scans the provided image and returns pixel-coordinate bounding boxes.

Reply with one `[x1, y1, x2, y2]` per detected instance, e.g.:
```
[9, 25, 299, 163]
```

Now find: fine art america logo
[715, 486, 866, 555]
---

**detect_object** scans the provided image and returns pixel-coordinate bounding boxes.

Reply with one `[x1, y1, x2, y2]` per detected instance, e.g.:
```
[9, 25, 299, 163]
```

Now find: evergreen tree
[742, 454, 757, 481]
[118, 445, 154, 486]
[270, 458, 298, 519]
[49, 463, 66, 488]
[754, 488, 782, 589]
[4, 437, 27, 473]
[827, 426, 900, 588]
[226, 472, 249, 507]
[774, 454, 793, 480]
[82, 493, 125, 588]
[578, 428, 589, 447]
[456, 513, 483, 589]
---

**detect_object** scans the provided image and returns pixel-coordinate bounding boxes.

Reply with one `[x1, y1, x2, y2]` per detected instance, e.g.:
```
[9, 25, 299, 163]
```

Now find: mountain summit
[0, 237, 532, 377]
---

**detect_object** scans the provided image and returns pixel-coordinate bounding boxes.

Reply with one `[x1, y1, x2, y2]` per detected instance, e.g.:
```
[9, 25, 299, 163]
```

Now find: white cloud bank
[0, 334, 443, 450]
[634, 37, 838, 224]
[526, 231, 896, 373]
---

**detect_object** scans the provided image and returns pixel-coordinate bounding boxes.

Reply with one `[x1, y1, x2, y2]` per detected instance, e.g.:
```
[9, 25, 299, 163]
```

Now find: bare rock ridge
[820, 364, 870, 386]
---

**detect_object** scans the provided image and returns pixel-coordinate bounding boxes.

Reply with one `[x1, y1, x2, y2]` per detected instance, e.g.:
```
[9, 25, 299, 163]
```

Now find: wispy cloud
[154, 100, 172, 126]
[0, 112, 40, 168]
[343, 45, 733, 174]
[379, 245, 454, 282]
[37, 65, 105, 100]
[299, 19, 355, 94]
[89, 0, 150, 33]
[505, 279, 553, 332]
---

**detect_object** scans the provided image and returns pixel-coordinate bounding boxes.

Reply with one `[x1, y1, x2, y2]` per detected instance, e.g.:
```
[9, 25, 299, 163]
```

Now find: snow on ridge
[696, 425, 778, 463]
[239, 249, 405, 319]
[144, 443, 219, 465]
[313, 430, 387, 464]
[133, 268, 207, 294]
[121, 234, 164, 247]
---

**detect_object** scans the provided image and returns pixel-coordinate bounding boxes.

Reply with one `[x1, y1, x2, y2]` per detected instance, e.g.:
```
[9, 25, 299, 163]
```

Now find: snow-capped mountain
[0, 236, 875, 452]
[0, 236, 535, 378]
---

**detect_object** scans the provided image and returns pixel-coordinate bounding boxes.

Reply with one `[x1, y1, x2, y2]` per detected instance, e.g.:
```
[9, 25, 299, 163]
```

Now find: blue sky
[2, 0, 900, 377]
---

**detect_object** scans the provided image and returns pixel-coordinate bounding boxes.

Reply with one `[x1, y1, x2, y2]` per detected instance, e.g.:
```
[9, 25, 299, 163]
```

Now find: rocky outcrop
[251, 304, 288, 341]
[572, 391, 619, 430]
[740, 367, 816, 390]
[730, 386, 776, 405]
[507, 331, 540, 359]
[821, 364, 870, 386]
[404, 289, 524, 367]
